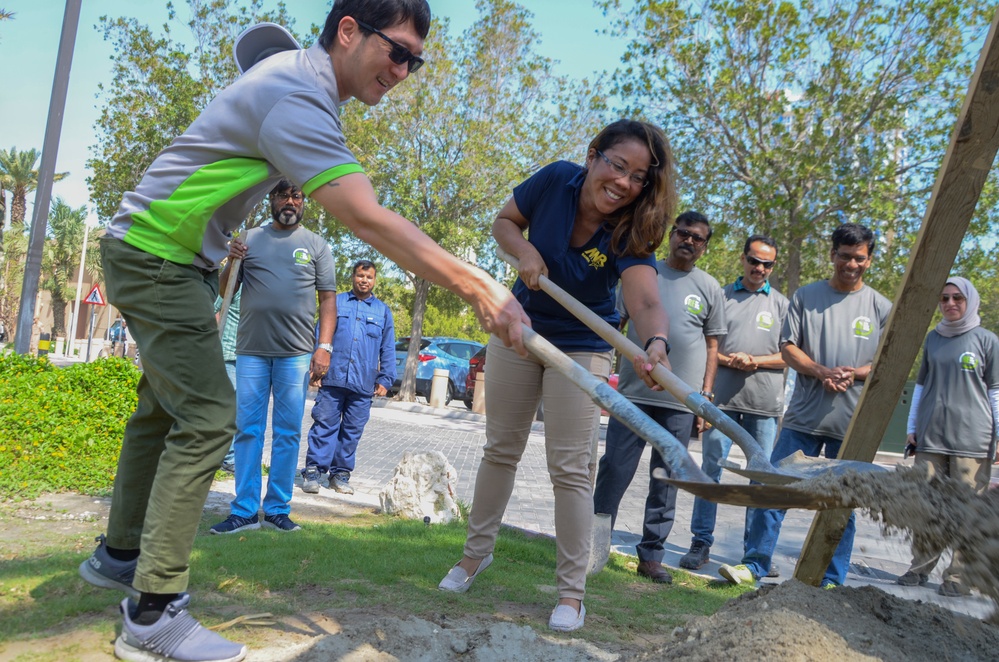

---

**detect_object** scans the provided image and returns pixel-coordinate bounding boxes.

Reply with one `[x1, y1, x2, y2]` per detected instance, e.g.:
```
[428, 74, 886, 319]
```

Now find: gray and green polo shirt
[106, 43, 363, 271]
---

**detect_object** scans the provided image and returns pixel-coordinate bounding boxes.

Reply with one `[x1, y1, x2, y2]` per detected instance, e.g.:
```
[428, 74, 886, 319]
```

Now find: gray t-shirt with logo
[915, 326, 999, 459]
[781, 281, 892, 440]
[617, 262, 726, 411]
[714, 282, 789, 417]
[236, 224, 336, 357]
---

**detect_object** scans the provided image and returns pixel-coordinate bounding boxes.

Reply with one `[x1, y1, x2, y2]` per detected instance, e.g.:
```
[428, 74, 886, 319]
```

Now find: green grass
[0, 508, 751, 652]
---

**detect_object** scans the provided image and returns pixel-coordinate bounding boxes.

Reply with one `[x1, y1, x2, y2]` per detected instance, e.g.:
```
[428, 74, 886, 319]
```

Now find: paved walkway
[216, 394, 995, 622]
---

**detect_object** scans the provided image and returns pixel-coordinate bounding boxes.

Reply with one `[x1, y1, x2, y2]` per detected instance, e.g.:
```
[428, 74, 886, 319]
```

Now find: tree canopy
[601, 0, 996, 300]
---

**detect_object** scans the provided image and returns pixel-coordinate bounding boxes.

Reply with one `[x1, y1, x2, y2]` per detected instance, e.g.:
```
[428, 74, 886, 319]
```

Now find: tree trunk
[51, 292, 68, 337]
[398, 277, 432, 402]
[784, 234, 804, 297]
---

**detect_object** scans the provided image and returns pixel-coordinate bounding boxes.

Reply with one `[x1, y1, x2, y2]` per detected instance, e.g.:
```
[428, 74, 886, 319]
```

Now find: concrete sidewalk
[223, 395, 995, 622]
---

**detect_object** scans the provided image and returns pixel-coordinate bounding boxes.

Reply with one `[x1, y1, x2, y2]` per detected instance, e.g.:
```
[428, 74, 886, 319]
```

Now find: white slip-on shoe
[438, 553, 493, 593]
[549, 602, 586, 632]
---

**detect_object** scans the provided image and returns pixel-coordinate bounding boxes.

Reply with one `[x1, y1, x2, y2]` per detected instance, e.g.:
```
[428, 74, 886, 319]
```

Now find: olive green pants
[101, 237, 236, 594]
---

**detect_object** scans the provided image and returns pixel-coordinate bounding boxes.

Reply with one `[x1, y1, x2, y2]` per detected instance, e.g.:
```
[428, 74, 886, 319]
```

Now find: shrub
[0, 354, 139, 499]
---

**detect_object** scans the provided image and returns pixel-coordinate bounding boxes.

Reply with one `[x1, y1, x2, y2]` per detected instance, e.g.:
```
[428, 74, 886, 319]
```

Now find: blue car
[391, 336, 484, 405]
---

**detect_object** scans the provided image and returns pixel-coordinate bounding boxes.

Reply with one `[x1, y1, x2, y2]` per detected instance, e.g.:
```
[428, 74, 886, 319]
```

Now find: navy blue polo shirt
[511, 161, 656, 353]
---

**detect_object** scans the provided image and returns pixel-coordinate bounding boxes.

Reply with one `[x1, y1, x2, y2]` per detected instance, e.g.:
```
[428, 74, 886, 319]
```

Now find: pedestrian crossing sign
[84, 283, 106, 306]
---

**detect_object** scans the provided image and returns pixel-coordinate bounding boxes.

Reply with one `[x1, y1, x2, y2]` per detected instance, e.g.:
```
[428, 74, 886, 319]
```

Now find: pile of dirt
[797, 465, 999, 623]
[649, 580, 999, 661]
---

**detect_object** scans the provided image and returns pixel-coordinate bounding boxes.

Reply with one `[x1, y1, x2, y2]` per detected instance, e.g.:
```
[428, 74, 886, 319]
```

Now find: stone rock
[379, 450, 461, 523]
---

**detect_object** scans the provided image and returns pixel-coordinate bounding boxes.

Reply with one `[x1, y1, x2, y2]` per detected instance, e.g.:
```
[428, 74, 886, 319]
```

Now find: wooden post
[795, 12, 999, 585]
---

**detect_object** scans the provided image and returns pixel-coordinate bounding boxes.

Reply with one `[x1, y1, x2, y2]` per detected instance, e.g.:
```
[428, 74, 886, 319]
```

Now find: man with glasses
[79, 2, 527, 661]
[594, 210, 726, 585]
[719, 222, 892, 589]
[209, 180, 335, 536]
[678, 234, 788, 573]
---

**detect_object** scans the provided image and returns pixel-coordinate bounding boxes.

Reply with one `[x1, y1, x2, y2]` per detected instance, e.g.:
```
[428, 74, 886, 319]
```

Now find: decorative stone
[379, 450, 461, 523]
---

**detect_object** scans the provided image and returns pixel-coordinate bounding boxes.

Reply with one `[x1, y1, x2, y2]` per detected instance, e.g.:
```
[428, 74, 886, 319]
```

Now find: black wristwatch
[644, 335, 671, 355]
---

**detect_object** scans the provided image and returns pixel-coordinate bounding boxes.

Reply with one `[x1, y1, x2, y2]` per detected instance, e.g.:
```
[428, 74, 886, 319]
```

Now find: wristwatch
[643, 335, 671, 355]
[317, 343, 333, 353]
[699, 390, 715, 401]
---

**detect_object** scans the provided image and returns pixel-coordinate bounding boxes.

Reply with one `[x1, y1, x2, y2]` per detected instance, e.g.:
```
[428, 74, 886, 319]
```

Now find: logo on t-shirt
[581, 247, 607, 269]
[756, 311, 775, 331]
[684, 294, 704, 316]
[852, 316, 873, 339]
[293, 248, 311, 265]
[959, 352, 979, 371]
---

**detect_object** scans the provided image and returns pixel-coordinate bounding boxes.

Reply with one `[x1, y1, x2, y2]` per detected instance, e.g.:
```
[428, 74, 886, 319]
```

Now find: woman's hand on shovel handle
[634, 342, 670, 390]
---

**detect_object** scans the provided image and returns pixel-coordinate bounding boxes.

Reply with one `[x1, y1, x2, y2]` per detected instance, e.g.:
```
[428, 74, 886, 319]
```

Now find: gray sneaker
[115, 594, 247, 662]
[301, 466, 321, 494]
[78, 534, 139, 600]
[209, 513, 260, 535]
[331, 472, 354, 495]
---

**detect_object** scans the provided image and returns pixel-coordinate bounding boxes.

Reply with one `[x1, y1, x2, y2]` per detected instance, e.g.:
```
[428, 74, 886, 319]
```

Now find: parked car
[391, 336, 484, 405]
[462, 345, 619, 414]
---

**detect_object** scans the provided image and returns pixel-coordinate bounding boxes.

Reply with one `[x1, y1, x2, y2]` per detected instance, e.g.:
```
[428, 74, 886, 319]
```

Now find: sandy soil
[3, 486, 999, 661]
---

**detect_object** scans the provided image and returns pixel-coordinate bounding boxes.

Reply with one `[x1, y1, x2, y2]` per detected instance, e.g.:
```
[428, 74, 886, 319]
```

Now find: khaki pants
[907, 452, 992, 584]
[101, 238, 236, 594]
[463, 336, 611, 601]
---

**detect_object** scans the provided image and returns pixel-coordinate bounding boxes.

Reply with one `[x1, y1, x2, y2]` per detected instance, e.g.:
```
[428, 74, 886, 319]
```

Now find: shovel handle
[497, 248, 775, 473]
[217, 257, 241, 341]
[519, 325, 710, 483]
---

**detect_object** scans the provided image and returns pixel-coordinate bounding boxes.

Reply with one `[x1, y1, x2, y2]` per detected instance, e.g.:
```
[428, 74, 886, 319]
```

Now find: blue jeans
[231, 354, 311, 518]
[221, 361, 237, 468]
[593, 405, 694, 564]
[304, 386, 373, 475]
[742, 428, 857, 586]
[690, 412, 777, 549]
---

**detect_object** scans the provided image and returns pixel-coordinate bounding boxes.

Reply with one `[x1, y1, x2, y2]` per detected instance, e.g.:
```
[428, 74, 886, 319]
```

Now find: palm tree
[0, 147, 69, 227]
[42, 198, 96, 336]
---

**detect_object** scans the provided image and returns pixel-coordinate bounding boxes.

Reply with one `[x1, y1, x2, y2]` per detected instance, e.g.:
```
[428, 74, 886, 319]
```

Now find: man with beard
[301, 259, 395, 496]
[209, 179, 336, 535]
[593, 210, 726, 584]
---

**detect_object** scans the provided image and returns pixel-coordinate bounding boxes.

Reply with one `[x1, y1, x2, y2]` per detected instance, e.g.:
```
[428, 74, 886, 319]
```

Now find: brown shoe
[637, 560, 673, 584]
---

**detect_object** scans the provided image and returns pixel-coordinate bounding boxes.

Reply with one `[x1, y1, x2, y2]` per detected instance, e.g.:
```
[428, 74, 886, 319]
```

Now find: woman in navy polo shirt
[439, 120, 677, 631]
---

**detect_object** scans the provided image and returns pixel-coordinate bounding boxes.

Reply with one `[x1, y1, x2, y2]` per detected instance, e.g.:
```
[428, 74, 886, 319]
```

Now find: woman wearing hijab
[896, 277, 999, 596]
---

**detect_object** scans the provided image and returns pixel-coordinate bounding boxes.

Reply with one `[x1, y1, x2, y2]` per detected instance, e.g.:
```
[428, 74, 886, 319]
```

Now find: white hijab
[935, 276, 980, 338]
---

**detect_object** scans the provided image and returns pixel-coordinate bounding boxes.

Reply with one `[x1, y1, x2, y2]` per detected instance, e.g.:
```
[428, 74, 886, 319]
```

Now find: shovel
[497, 248, 884, 487]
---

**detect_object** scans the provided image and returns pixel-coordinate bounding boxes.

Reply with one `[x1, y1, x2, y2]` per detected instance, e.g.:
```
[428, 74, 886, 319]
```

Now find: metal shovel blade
[720, 451, 887, 485]
[654, 469, 848, 510]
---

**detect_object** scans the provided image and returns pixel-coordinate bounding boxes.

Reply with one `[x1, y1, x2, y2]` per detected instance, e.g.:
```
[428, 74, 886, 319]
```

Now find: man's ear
[337, 16, 361, 50]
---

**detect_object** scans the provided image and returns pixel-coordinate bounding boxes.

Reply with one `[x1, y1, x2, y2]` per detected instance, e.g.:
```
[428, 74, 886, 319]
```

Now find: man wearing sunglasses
[719, 223, 892, 590]
[594, 210, 727, 585]
[79, 2, 529, 661]
[678, 235, 788, 573]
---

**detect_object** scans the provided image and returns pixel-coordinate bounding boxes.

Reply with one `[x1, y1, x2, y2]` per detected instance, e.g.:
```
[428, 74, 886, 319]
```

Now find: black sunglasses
[745, 256, 775, 269]
[355, 19, 425, 73]
[672, 226, 708, 245]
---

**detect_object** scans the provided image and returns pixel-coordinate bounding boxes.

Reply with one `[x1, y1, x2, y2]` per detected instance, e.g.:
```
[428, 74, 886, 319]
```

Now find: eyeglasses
[274, 191, 304, 202]
[940, 294, 966, 303]
[596, 151, 649, 188]
[833, 251, 869, 264]
[745, 256, 775, 269]
[671, 226, 708, 246]
[355, 19, 425, 73]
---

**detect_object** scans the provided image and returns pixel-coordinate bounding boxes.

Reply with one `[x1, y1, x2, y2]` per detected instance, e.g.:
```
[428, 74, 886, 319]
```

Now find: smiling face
[352, 266, 377, 298]
[939, 283, 967, 322]
[829, 243, 870, 291]
[581, 138, 651, 218]
[336, 18, 425, 106]
[740, 241, 777, 291]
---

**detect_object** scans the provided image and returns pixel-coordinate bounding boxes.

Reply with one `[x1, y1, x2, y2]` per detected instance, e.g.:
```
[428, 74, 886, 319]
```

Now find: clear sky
[0, 0, 626, 228]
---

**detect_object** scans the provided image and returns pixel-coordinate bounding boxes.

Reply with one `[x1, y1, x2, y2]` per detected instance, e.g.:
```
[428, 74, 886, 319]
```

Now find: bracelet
[699, 390, 715, 401]
[644, 335, 671, 355]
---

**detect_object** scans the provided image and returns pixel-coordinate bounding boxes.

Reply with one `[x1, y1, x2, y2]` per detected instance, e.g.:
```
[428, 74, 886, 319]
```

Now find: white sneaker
[548, 603, 585, 632]
[438, 554, 493, 593]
